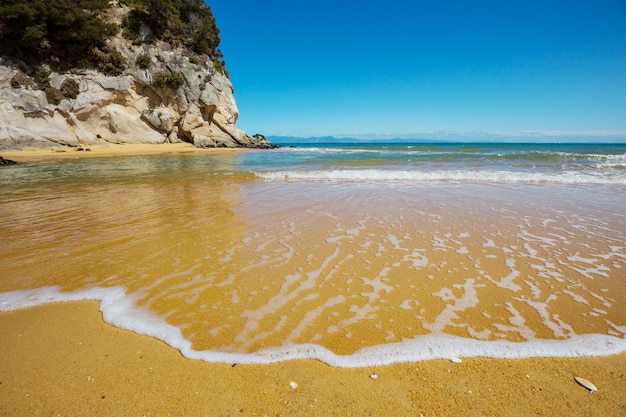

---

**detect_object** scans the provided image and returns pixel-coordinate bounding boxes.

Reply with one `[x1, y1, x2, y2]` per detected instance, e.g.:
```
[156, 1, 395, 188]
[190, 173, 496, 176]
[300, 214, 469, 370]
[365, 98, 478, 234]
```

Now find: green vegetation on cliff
[0, 0, 223, 69]
[0, 0, 116, 69]
[123, 0, 222, 59]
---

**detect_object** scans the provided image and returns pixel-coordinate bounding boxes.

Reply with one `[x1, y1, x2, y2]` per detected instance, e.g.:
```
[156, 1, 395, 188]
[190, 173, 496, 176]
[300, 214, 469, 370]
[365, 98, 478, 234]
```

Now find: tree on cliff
[124, 0, 222, 59]
[0, 0, 116, 68]
[0, 0, 223, 68]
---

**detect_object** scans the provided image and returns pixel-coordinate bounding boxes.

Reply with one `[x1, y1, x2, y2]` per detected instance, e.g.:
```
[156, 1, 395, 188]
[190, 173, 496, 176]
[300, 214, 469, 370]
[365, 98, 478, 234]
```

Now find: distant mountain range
[267, 136, 452, 144]
[267, 134, 626, 145]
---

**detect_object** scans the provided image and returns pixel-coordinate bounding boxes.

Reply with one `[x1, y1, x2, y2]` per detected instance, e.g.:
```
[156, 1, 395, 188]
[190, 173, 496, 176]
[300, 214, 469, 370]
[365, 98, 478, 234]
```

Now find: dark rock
[250, 133, 279, 149]
[0, 156, 17, 166]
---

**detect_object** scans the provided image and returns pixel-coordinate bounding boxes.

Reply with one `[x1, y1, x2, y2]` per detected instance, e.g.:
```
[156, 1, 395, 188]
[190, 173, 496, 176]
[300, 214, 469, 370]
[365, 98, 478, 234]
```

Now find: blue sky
[210, 1, 626, 141]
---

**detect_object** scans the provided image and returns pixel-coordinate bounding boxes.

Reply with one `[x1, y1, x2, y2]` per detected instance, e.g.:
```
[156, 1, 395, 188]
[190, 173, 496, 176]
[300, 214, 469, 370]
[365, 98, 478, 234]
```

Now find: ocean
[1, 142, 625, 366]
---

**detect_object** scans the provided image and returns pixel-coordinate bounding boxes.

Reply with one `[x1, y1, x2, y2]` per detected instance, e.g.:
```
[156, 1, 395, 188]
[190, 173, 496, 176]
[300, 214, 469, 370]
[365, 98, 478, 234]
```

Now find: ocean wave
[544, 151, 626, 161]
[2, 286, 625, 367]
[254, 169, 626, 185]
[278, 146, 626, 159]
[595, 162, 626, 169]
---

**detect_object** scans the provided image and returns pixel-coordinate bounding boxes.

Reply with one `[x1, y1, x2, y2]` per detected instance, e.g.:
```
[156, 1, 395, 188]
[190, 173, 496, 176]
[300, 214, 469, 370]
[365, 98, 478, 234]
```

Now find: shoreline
[0, 142, 250, 162]
[1, 301, 624, 416]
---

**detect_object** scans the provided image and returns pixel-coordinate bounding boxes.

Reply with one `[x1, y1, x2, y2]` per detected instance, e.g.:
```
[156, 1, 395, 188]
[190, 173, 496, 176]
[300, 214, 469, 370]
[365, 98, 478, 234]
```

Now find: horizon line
[264, 131, 626, 144]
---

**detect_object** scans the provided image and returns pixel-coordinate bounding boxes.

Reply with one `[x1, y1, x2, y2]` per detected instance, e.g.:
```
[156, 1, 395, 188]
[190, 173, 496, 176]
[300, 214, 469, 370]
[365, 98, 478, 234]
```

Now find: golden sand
[2, 144, 624, 415]
[1, 142, 244, 162]
[0, 301, 624, 416]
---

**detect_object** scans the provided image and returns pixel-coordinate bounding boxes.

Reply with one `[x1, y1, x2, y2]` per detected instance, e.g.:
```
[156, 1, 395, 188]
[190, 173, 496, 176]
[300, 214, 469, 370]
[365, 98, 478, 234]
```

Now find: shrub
[122, 0, 222, 59]
[109, 50, 127, 69]
[45, 89, 61, 105]
[213, 60, 228, 77]
[153, 71, 184, 90]
[77, 59, 95, 69]
[0, 0, 116, 69]
[33, 66, 52, 87]
[102, 63, 124, 76]
[136, 53, 152, 69]
[0, 0, 225, 75]
[189, 55, 199, 65]
[100, 49, 127, 75]
[32, 65, 63, 104]
[61, 78, 80, 99]
[1, 0, 226, 76]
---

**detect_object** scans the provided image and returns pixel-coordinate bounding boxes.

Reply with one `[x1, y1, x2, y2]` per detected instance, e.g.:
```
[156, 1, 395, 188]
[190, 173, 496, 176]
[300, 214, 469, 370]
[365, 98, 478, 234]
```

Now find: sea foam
[255, 169, 626, 185]
[2, 286, 625, 367]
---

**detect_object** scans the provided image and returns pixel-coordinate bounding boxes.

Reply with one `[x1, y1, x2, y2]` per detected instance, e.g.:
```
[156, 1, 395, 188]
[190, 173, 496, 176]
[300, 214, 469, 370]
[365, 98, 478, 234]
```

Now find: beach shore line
[0, 142, 248, 162]
[0, 301, 623, 416]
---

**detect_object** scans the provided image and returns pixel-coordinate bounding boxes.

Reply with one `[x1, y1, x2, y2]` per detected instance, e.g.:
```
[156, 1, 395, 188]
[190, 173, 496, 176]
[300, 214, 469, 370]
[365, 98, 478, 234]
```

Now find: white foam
[515, 295, 574, 338]
[562, 289, 589, 305]
[425, 279, 481, 333]
[255, 169, 626, 185]
[360, 267, 394, 302]
[495, 302, 536, 339]
[284, 295, 345, 344]
[568, 264, 610, 280]
[1, 286, 625, 367]
[403, 249, 428, 268]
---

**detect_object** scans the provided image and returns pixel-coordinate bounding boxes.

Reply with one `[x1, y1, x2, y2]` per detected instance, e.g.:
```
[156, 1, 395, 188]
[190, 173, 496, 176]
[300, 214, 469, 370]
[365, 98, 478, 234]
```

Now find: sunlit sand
[1, 148, 624, 416]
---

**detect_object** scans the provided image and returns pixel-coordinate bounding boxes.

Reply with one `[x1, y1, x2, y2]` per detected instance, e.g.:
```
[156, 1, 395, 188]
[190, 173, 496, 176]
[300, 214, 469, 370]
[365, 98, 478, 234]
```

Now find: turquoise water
[2, 143, 625, 187]
[243, 142, 626, 184]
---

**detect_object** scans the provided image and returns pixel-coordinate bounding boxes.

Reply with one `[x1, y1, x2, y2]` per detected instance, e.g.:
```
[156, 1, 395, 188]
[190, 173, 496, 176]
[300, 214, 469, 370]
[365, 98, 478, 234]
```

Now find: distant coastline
[267, 134, 626, 145]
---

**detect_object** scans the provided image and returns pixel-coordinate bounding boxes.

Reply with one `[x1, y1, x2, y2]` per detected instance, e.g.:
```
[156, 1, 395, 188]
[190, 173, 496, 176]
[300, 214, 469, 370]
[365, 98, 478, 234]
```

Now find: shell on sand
[574, 376, 597, 393]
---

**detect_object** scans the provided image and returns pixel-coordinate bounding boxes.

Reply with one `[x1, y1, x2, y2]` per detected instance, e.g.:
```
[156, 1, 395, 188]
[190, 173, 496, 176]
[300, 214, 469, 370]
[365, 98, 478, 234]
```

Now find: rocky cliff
[0, 4, 271, 151]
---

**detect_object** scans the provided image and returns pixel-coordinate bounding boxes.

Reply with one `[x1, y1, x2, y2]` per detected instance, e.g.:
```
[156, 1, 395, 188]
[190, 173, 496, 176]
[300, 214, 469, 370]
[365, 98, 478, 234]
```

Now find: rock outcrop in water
[0, 156, 17, 166]
[0, 3, 272, 151]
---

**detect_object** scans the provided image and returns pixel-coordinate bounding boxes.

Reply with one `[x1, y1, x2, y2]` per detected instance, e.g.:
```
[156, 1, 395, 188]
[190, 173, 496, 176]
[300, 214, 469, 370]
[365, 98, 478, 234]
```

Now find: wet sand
[1, 142, 244, 162]
[0, 301, 624, 416]
[2, 144, 624, 415]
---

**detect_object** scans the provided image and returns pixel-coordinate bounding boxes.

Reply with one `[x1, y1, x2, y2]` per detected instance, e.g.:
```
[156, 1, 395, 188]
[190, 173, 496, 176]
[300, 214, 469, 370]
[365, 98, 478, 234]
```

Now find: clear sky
[210, 1, 626, 141]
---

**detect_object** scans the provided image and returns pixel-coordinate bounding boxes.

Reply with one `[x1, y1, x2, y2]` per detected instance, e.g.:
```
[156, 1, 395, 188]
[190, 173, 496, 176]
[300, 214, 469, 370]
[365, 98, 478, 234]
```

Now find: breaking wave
[255, 169, 626, 185]
[2, 286, 625, 367]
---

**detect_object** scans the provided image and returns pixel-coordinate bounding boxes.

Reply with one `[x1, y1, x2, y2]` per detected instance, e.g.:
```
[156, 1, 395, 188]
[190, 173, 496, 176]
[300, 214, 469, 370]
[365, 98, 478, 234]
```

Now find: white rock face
[0, 16, 271, 150]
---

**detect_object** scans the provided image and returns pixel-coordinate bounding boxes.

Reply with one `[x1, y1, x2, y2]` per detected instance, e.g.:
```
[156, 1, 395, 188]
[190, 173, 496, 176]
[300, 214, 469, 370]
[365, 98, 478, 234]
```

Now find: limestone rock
[141, 107, 177, 133]
[0, 5, 273, 151]
[7, 89, 49, 114]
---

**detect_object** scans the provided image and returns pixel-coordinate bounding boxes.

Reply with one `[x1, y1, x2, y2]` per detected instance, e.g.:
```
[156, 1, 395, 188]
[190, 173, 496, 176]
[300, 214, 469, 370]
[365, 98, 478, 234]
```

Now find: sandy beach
[1, 142, 246, 162]
[0, 301, 624, 416]
[1, 143, 625, 416]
